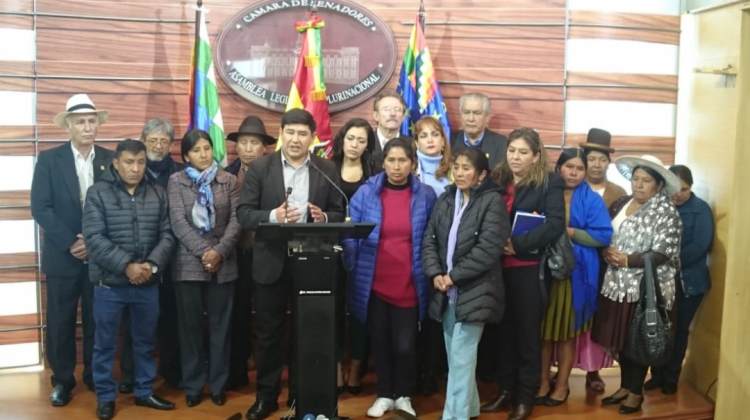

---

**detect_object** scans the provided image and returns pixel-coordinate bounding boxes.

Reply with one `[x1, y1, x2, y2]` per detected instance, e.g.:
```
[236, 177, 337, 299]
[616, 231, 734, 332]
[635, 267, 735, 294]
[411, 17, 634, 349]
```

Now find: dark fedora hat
[227, 116, 276, 145]
[580, 128, 615, 153]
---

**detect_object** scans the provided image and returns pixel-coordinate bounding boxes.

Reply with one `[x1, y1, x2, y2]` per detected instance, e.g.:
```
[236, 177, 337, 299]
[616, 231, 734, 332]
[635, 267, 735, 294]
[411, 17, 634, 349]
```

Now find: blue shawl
[569, 181, 613, 330]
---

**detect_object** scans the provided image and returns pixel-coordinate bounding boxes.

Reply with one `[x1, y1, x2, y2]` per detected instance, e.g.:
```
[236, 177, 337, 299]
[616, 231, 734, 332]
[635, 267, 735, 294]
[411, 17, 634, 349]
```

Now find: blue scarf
[185, 162, 218, 235]
[569, 181, 613, 330]
[417, 150, 450, 196]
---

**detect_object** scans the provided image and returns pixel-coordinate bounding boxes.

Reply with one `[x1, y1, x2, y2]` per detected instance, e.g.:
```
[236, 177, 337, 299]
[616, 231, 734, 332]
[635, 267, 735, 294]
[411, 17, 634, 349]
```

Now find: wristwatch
[151, 264, 159, 274]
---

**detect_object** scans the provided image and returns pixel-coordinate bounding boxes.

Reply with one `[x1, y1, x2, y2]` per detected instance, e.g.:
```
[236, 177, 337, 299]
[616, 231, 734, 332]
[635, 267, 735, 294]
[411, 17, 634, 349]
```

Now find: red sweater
[372, 183, 417, 308]
[503, 184, 539, 268]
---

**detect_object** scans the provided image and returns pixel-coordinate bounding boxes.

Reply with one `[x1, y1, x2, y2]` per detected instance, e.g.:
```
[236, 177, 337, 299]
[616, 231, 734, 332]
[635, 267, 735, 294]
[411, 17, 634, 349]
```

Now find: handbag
[621, 252, 674, 366]
[547, 233, 575, 281]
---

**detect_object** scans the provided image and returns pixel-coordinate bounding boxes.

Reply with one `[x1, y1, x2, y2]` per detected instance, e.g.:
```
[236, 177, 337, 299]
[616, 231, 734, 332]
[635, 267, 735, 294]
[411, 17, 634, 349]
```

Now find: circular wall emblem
[216, 0, 398, 113]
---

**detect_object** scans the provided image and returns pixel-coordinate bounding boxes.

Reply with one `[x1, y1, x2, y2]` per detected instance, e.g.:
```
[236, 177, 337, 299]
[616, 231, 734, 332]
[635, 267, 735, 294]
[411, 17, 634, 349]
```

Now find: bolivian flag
[277, 15, 333, 158]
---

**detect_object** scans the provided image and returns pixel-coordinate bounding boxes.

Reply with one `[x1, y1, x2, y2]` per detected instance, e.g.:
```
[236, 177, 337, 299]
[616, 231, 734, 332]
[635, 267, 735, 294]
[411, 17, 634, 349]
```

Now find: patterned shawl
[601, 190, 682, 309]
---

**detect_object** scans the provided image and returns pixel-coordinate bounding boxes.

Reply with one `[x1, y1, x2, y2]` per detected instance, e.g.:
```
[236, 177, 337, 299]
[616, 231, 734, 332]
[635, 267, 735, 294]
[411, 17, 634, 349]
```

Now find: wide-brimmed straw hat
[53, 94, 109, 128]
[615, 154, 681, 195]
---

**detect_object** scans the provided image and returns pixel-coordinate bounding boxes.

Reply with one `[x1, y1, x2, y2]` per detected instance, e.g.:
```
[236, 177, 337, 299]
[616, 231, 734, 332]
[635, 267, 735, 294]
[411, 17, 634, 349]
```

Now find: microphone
[284, 187, 292, 223]
[310, 161, 350, 222]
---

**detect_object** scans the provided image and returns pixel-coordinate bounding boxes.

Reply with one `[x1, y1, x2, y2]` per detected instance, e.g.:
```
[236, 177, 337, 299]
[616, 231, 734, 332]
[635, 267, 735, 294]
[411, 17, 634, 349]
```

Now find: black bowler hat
[226, 116, 276, 145]
[580, 128, 615, 153]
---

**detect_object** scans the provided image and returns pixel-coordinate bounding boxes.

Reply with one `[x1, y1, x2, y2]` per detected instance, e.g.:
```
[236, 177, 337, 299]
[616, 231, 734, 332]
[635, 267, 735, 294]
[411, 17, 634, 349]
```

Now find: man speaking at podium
[237, 108, 344, 420]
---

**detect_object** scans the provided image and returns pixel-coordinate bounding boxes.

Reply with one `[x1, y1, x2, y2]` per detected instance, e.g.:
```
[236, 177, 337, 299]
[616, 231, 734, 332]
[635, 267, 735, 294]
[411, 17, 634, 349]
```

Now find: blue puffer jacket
[344, 172, 438, 324]
[677, 192, 714, 296]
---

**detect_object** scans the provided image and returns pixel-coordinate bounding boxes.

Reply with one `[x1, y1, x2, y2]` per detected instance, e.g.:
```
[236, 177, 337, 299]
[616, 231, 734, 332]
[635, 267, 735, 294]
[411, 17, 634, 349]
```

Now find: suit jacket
[236, 151, 345, 284]
[507, 172, 566, 261]
[31, 142, 114, 277]
[451, 128, 507, 170]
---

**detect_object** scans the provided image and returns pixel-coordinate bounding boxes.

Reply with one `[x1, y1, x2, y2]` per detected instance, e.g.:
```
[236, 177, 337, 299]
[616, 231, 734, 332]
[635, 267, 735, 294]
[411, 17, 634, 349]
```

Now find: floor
[0, 367, 713, 420]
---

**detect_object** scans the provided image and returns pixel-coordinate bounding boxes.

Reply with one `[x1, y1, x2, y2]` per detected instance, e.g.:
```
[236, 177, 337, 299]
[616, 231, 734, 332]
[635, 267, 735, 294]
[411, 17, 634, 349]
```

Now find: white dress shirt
[71, 142, 95, 207]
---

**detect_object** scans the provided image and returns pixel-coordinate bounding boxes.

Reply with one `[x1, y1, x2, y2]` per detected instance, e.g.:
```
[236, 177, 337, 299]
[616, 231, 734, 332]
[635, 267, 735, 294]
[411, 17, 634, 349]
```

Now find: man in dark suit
[31, 94, 115, 406]
[118, 118, 184, 393]
[372, 91, 408, 165]
[237, 109, 344, 420]
[450, 93, 507, 170]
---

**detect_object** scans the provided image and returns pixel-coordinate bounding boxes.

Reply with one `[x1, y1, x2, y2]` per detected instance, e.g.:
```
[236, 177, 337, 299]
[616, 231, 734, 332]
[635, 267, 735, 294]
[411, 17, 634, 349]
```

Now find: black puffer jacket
[422, 180, 510, 324]
[83, 164, 175, 287]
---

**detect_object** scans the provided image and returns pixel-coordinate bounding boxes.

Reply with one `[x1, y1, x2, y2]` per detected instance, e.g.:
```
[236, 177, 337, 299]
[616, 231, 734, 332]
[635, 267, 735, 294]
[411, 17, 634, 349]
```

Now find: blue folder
[511, 211, 546, 236]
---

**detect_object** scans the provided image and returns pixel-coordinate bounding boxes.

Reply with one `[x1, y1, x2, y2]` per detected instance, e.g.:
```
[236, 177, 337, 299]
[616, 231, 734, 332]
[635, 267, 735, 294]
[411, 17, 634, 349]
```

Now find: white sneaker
[395, 396, 416, 416]
[367, 397, 395, 418]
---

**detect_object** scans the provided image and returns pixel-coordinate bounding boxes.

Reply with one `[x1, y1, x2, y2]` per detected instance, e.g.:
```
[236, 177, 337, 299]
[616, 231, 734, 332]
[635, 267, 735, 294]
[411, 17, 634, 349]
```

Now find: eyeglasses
[145, 138, 171, 146]
[380, 106, 404, 113]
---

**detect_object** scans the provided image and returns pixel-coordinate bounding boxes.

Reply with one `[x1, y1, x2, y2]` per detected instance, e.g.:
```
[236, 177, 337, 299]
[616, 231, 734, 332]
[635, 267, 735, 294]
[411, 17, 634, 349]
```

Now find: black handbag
[621, 252, 674, 366]
[547, 233, 575, 281]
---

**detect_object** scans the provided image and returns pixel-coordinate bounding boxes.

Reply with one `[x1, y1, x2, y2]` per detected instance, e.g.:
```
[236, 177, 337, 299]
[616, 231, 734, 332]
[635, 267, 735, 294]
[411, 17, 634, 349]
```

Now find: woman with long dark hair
[168, 129, 241, 407]
[537, 148, 613, 407]
[480, 128, 565, 420]
[331, 118, 380, 394]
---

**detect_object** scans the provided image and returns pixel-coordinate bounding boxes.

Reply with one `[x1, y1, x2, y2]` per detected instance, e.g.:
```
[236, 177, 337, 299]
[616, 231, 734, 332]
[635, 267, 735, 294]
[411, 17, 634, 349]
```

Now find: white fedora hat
[53, 94, 109, 128]
[615, 154, 681, 195]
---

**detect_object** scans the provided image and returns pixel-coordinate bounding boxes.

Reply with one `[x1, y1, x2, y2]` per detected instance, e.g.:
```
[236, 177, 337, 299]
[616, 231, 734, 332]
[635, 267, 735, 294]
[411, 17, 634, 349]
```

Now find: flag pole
[418, 0, 425, 33]
[190, 0, 202, 128]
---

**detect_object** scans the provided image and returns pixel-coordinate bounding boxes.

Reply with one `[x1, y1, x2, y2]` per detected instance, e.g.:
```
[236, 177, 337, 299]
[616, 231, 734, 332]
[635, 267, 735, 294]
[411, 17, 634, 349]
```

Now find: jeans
[93, 284, 159, 402]
[442, 303, 484, 420]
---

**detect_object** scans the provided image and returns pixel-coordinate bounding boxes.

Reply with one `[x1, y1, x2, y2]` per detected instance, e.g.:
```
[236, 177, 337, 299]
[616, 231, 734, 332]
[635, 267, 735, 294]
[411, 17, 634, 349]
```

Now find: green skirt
[541, 278, 592, 341]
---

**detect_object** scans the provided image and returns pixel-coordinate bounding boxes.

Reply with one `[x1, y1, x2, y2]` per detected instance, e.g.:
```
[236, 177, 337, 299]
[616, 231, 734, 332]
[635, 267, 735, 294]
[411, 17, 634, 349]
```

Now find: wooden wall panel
[0, 14, 33, 30]
[0, 190, 30, 207]
[0, 127, 35, 140]
[0, 207, 33, 221]
[564, 133, 676, 153]
[566, 87, 677, 103]
[0, 268, 38, 284]
[0, 313, 40, 331]
[0, 252, 37, 267]
[567, 26, 680, 45]
[567, 72, 678, 89]
[0, 0, 33, 13]
[0, 61, 34, 76]
[569, 10, 680, 30]
[0, 142, 35, 156]
[0, 77, 35, 92]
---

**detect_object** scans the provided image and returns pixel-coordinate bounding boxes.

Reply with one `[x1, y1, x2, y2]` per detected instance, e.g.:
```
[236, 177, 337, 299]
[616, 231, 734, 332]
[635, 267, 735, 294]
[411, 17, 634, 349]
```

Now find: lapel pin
[486, 153, 490, 158]
[100, 165, 105, 170]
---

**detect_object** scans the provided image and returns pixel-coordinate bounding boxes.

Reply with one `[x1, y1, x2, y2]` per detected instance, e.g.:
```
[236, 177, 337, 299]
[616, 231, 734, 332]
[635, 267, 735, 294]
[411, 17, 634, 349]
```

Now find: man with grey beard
[118, 118, 184, 392]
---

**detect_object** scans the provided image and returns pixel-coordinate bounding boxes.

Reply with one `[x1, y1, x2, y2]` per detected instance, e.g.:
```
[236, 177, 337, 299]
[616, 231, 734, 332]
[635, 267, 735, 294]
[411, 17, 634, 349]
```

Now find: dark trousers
[496, 265, 545, 405]
[120, 278, 182, 384]
[254, 270, 295, 401]
[477, 323, 501, 379]
[93, 284, 159, 402]
[418, 318, 447, 377]
[368, 294, 419, 398]
[620, 354, 649, 395]
[650, 288, 704, 386]
[46, 273, 95, 389]
[229, 248, 255, 381]
[173, 279, 234, 395]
